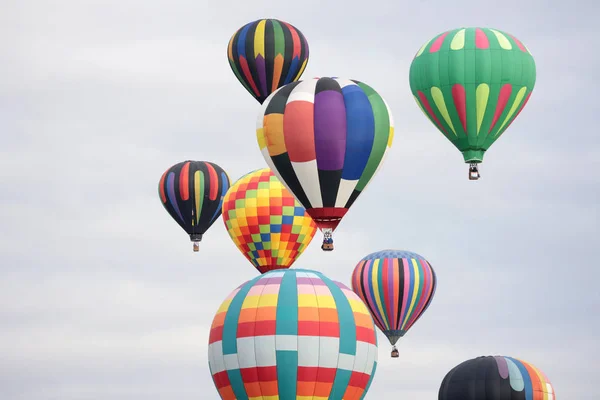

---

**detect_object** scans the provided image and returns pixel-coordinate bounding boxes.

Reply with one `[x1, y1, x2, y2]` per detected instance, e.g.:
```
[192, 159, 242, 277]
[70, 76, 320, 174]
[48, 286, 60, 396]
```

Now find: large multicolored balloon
[257, 77, 394, 251]
[409, 27, 536, 180]
[158, 160, 230, 252]
[439, 356, 555, 400]
[222, 168, 317, 274]
[228, 18, 309, 104]
[351, 250, 436, 358]
[209, 268, 378, 400]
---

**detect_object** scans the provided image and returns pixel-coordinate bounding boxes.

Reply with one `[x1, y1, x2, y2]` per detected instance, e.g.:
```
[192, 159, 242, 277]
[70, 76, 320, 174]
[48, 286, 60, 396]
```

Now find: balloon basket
[468, 163, 480, 181]
[321, 241, 334, 251]
[193, 242, 200, 252]
[391, 346, 399, 358]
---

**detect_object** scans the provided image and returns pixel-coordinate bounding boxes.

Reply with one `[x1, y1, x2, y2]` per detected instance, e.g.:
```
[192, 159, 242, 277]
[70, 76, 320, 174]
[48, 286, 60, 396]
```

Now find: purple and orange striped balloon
[351, 250, 437, 357]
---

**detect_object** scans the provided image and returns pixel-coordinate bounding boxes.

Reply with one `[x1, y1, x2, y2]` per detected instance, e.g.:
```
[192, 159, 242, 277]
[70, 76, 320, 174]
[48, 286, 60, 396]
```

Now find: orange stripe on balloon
[418, 91, 448, 134]
[227, 36, 234, 60]
[239, 56, 261, 97]
[452, 84, 468, 134]
[159, 170, 167, 203]
[272, 54, 284, 92]
[488, 84, 512, 134]
[520, 361, 544, 400]
[429, 31, 449, 53]
[179, 162, 190, 201]
[205, 162, 218, 200]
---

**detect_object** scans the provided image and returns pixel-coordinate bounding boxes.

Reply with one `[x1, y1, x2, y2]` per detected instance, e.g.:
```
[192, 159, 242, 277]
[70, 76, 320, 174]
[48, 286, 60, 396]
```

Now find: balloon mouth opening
[468, 163, 480, 180]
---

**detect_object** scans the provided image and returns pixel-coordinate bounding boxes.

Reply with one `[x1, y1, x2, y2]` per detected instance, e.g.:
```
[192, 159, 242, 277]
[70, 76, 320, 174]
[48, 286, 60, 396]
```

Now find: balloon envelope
[222, 168, 317, 273]
[439, 356, 555, 400]
[209, 268, 378, 400]
[409, 27, 536, 164]
[228, 18, 309, 104]
[158, 160, 230, 249]
[351, 250, 436, 349]
[257, 77, 394, 245]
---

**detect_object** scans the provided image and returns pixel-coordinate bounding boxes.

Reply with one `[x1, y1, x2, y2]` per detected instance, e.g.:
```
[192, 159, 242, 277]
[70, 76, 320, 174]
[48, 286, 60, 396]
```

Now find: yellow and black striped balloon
[227, 18, 309, 104]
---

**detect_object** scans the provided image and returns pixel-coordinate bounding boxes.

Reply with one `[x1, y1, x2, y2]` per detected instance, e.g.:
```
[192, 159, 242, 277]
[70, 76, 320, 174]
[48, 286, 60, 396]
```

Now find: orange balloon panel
[222, 168, 317, 273]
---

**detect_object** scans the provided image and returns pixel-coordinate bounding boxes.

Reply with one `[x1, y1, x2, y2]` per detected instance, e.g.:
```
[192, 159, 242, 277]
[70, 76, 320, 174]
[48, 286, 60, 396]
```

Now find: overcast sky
[2, 0, 598, 399]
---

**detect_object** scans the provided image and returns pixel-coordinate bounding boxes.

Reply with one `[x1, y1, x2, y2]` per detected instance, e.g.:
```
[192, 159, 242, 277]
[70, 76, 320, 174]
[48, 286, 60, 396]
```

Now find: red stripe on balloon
[475, 28, 489, 49]
[508, 34, 527, 52]
[489, 84, 513, 134]
[452, 84, 468, 134]
[205, 162, 218, 200]
[284, 23, 302, 58]
[179, 161, 190, 201]
[159, 170, 167, 203]
[418, 91, 448, 134]
[239, 56, 261, 97]
[429, 31, 449, 53]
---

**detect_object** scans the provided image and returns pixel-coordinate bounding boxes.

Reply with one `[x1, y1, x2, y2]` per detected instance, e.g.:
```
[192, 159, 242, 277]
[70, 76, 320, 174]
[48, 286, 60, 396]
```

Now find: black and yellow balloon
[227, 18, 309, 104]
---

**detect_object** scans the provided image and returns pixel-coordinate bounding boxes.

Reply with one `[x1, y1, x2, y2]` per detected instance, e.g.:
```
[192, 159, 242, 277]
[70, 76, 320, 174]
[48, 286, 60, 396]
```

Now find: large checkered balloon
[208, 269, 379, 400]
[222, 168, 317, 274]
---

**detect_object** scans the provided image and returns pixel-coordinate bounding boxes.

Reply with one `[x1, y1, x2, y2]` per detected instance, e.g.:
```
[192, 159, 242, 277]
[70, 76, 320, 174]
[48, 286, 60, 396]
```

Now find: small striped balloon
[158, 160, 230, 251]
[227, 18, 309, 104]
[351, 250, 437, 357]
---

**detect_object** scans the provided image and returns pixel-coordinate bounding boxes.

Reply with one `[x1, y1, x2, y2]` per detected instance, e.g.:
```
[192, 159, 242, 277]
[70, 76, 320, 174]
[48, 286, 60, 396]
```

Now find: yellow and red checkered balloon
[222, 168, 317, 274]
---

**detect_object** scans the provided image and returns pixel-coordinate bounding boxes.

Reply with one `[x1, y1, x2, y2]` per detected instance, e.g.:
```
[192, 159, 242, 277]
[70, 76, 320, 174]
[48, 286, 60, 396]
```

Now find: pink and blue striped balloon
[351, 250, 437, 356]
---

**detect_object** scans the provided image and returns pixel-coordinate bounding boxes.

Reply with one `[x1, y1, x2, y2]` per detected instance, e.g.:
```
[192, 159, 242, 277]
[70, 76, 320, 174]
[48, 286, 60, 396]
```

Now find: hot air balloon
[158, 160, 230, 252]
[351, 250, 436, 358]
[409, 27, 536, 180]
[208, 268, 378, 400]
[222, 168, 317, 274]
[439, 356, 555, 400]
[227, 18, 309, 104]
[257, 77, 394, 251]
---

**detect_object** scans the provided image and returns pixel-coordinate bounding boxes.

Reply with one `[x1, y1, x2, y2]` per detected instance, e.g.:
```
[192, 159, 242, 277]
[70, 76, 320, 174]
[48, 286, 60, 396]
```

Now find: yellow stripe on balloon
[254, 20, 266, 57]
[402, 259, 421, 330]
[490, 29, 512, 50]
[416, 38, 433, 57]
[194, 171, 201, 224]
[294, 58, 308, 81]
[495, 86, 527, 135]
[450, 29, 465, 50]
[256, 127, 267, 150]
[387, 126, 394, 147]
[371, 259, 389, 329]
[476, 84, 490, 135]
[524, 361, 550, 400]
[431, 87, 457, 136]
[227, 36, 234, 60]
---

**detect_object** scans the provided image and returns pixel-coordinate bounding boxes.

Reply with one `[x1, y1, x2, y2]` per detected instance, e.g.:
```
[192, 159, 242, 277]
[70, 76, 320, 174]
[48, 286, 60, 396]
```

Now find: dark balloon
[439, 356, 555, 400]
[159, 160, 230, 251]
[227, 18, 309, 104]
